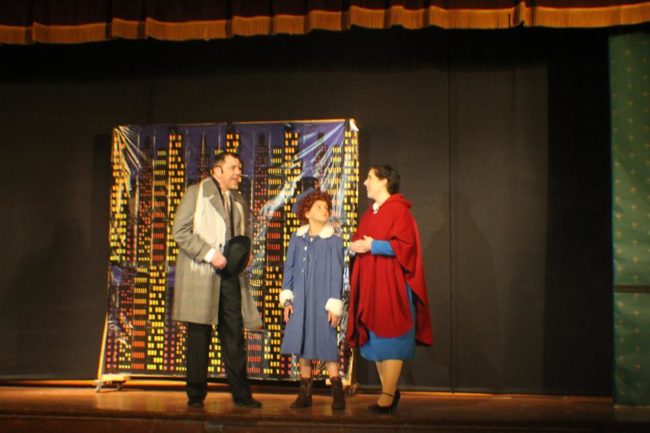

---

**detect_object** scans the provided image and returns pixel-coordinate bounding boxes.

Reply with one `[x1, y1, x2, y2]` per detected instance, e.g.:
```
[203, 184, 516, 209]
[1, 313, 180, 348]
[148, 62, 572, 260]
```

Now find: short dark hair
[212, 152, 241, 171]
[370, 165, 400, 194]
[296, 191, 332, 225]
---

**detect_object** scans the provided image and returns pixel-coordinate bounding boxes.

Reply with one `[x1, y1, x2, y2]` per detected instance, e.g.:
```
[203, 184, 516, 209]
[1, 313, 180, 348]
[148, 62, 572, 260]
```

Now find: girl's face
[305, 200, 330, 225]
[363, 169, 388, 200]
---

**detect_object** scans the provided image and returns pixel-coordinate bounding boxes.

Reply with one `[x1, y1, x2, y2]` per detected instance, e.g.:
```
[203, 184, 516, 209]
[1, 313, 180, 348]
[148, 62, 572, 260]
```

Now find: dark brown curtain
[1, 1, 649, 44]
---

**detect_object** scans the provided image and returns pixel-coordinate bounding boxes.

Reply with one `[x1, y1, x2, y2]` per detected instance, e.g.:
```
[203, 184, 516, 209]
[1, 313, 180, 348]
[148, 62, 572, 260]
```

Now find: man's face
[213, 155, 242, 191]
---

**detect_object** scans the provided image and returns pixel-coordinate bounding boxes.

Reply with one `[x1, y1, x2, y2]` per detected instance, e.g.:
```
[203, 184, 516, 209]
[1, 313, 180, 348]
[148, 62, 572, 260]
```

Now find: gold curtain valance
[1, 1, 649, 45]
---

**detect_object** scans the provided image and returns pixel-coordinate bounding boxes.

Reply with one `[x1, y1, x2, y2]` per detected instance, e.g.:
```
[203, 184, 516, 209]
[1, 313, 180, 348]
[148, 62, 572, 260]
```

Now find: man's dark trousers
[185, 272, 251, 402]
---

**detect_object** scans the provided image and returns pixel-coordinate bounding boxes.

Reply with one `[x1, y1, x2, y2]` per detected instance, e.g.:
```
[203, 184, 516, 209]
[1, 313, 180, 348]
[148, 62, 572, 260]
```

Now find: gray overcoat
[171, 177, 262, 329]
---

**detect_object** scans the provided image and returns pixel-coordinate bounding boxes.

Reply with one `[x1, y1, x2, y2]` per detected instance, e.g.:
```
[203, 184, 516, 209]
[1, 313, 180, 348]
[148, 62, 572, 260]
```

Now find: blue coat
[280, 225, 344, 361]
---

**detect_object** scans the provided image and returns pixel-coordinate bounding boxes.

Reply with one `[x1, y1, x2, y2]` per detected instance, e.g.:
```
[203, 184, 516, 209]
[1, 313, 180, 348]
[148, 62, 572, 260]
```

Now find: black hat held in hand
[222, 235, 251, 276]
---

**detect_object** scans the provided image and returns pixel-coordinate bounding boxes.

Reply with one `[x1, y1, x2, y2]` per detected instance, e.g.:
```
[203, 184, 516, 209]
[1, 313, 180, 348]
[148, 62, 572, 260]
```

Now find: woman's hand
[350, 235, 373, 254]
[283, 304, 293, 322]
[328, 312, 339, 328]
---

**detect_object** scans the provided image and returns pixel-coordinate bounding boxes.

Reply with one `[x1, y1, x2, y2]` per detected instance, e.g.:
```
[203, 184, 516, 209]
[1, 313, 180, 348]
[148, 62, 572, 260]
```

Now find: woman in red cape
[348, 165, 433, 414]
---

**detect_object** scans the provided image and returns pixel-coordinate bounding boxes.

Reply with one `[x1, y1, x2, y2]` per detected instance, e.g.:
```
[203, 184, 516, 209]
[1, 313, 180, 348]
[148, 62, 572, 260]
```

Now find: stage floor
[1, 382, 649, 433]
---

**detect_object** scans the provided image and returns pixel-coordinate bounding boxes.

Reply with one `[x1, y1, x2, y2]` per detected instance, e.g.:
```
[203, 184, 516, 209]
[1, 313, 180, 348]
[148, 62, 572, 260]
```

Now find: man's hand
[283, 305, 293, 322]
[328, 312, 339, 328]
[210, 252, 228, 270]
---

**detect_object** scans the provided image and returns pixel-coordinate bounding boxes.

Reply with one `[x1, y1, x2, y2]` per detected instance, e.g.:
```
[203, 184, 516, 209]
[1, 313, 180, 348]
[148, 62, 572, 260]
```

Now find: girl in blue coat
[279, 190, 345, 410]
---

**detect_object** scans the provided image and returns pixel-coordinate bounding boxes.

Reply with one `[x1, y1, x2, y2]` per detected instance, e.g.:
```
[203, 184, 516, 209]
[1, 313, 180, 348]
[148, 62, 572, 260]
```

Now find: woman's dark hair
[296, 190, 332, 225]
[370, 165, 401, 194]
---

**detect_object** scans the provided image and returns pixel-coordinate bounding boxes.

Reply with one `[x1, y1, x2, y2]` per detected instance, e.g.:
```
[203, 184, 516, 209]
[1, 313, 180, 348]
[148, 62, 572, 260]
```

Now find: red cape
[347, 194, 433, 348]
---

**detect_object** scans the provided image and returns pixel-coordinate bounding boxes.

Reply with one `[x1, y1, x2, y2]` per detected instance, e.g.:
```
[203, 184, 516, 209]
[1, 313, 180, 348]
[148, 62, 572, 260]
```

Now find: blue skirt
[359, 285, 416, 361]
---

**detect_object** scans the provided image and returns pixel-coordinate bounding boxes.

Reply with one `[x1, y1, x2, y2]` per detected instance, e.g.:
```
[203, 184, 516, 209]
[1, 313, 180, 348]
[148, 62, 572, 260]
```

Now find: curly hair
[296, 190, 332, 225]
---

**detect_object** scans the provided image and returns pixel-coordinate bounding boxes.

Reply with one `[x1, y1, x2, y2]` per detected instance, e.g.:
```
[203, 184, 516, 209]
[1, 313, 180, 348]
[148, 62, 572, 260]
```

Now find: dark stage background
[0, 27, 612, 396]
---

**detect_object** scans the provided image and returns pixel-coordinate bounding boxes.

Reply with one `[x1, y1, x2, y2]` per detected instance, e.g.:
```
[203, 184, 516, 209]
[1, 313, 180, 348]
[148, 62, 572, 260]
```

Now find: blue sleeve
[371, 240, 396, 256]
[329, 237, 344, 300]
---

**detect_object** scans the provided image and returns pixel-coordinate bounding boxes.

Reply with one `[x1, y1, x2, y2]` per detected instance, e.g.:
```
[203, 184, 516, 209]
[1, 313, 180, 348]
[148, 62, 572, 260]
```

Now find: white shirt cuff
[204, 248, 216, 263]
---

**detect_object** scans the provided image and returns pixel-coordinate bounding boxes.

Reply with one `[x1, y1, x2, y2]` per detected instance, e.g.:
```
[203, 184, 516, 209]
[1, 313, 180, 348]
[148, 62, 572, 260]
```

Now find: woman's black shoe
[368, 391, 400, 414]
[392, 389, 401, 411]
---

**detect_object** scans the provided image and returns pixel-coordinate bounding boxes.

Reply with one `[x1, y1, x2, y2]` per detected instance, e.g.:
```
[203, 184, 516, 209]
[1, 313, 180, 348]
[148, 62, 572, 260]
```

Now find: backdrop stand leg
[95, 313, 131, 392]
[95, 374, 131, 392]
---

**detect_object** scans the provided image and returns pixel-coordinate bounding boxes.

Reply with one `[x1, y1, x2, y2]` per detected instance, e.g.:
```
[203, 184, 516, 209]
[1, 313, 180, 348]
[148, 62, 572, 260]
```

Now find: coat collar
[201, 178, 243, 236]
[202, 178, 226, 216]
[202, 177, 244, 214]
[296, 224, 334, 239]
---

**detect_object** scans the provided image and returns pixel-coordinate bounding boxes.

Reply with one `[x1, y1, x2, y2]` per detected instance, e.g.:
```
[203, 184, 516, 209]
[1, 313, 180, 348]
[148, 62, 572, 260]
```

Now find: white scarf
[190, 178, 226, 276]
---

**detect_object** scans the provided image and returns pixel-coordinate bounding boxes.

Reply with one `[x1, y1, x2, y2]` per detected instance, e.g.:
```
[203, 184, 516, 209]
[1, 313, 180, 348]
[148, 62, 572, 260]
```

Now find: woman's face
[305, 200, 330, 225]
[363, 169, 388, 200]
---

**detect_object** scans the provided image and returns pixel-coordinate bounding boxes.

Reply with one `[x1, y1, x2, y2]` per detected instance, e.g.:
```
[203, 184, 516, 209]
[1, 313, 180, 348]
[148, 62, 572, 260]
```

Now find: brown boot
[290, 378, 313, 408]
[330, 376, 346, 410]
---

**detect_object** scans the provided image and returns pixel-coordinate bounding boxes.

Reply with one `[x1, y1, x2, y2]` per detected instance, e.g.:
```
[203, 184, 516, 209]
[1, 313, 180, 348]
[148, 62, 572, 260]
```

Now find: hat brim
[222, 235, 251, 275]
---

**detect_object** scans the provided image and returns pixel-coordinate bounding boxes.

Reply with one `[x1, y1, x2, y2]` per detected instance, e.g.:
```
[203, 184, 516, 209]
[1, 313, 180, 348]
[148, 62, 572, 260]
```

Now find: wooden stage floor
[0, 381, 649, 433]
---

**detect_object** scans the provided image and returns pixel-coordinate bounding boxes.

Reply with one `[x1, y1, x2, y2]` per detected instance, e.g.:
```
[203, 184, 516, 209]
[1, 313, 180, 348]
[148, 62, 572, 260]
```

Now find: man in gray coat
[172, 152, 262, 409]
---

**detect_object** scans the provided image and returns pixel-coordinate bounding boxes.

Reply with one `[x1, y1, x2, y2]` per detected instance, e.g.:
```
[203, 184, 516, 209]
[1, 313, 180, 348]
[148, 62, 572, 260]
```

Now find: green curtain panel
[615, 292, 650, 404]
[610, 31, 650, 405]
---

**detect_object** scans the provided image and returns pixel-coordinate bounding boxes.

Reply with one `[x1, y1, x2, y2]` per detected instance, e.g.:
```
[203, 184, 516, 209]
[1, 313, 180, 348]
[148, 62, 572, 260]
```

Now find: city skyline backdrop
[100, 119, 359, 384]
